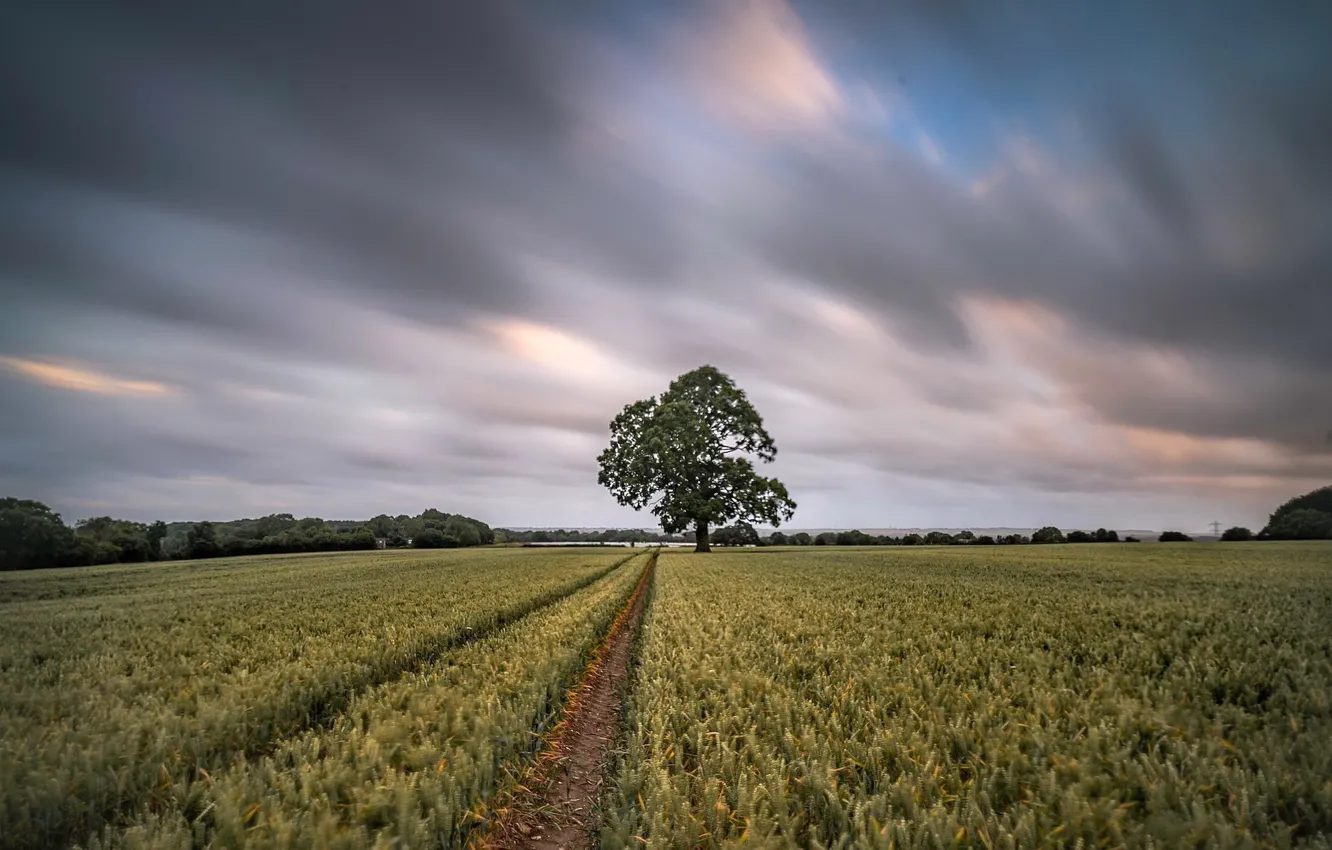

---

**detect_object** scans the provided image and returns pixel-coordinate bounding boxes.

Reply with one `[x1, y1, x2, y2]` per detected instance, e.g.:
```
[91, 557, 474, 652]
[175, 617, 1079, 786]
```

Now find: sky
[2, 0, 1330, 532]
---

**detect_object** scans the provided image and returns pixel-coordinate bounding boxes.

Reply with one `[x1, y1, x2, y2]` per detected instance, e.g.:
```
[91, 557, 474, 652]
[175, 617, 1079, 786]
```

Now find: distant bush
[976, 535, 996, 545]
[1124, 536, 1140, 543]
[1220, 526, 1253, 542]
[1032, 526, 1065, 544]
[713, 522, 760, 547]
[1159, 531, 1193, 542]
[413, 528, 447, 548]
[1066, 530, 1093, 543]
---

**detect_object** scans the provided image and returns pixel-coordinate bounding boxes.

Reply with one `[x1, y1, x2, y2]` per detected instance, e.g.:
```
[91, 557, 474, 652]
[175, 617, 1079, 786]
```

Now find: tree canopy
[1158, 530, 1193, 542]
[1264, 509, 1332, 540]
[1262, 485, 1332, 539]
[597, 365, 795, 552]
[0, 499, 495, 569]
[712, 522, 760, 547]
[1032, 526, 1065, 544]
[1268, 485, 1332, 523]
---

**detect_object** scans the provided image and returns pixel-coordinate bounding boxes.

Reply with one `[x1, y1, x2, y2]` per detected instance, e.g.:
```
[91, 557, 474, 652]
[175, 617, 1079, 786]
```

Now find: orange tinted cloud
[686, 0, 841, 130]
[0, 357, 175, 397]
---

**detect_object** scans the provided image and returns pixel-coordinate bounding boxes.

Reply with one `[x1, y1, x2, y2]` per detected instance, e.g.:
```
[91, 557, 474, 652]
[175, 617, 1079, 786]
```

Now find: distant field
[2, 543, 1329, 848]
[602, 542, 1332, 849]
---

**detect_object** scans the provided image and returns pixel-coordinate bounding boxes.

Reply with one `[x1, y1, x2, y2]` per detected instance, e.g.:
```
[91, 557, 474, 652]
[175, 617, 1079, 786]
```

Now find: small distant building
[374, 537, 389, 549]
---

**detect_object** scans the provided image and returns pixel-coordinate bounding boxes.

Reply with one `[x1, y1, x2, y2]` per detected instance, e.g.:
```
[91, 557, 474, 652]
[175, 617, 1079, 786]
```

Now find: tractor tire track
[478, 549, 657, 850]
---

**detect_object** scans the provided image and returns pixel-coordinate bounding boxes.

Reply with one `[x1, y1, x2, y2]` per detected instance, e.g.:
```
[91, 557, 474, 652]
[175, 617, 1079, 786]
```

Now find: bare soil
[477, 551, 656, 850]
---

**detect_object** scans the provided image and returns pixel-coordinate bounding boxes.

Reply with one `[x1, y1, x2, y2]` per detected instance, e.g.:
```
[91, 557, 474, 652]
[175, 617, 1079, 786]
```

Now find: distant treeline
[4, 484, 1328, 570]
[493, 528, 691, 545]
[163, 509, 495, 560]
[0, 500, 494, 570]
[703, 488, 1332, 547]
[703, 523, 1136, 547]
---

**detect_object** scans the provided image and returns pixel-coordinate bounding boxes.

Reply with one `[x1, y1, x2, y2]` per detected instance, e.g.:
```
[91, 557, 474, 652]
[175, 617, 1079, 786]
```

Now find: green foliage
[1159, 530, 1194, 542]
[1261, 485, 1332, 540]
[1265, 509, 1332, 540]
[184, 520, 220, 558]
[1067, 530, 1093, 543]
[713, 522, 760, 547]
[366, 513, 399, 538]
[0, 547, 629, 848]
[1268, 485, 1332, 524]
[146, 521, 167, 560]
[836, 529, 874, 546]
[601, 543, 1332, 849]
[159, 509, 491, 559]
[442, 514, 482, 546]
[497, 527, 688, 545]
[0, 498, 75, 570]
[1221, 526, 1253, 542]
[73, 517, 154, 562]
[597, 365, 795, 551]
[413, 527, 447, 548]
[0, 500, 171, 570]
[1032, 525, 1065, 544]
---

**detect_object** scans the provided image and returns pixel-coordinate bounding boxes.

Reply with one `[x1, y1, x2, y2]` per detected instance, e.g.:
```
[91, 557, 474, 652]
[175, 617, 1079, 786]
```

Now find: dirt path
[478, 550, 656, 850]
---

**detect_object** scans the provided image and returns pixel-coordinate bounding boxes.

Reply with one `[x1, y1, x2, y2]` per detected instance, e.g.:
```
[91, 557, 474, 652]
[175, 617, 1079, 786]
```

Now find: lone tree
[597, 365, 796, 553]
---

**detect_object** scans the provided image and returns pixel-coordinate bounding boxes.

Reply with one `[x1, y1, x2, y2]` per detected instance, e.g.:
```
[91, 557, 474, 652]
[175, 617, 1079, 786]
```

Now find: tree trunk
[694, 520, 711, 553]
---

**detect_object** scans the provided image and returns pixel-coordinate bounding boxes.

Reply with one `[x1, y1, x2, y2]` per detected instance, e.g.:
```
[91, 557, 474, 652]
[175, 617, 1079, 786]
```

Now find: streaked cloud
[681, 0, 842, 131]
[916, 131, 945, 166]
[1, 0, 1327, 532]
[0, 357, 175, 397]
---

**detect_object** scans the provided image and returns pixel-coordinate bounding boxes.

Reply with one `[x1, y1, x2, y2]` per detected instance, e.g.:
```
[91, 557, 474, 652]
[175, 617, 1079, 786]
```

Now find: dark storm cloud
[0, 0, 685, 339]
[1, 0, 1329, 528]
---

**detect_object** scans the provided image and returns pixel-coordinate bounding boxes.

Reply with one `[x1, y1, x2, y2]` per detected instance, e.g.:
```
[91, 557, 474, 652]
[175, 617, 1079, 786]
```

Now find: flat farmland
[603, 542, 1332, 849]
[0, 547, 635, 848]
[3, 542, 1330, 849]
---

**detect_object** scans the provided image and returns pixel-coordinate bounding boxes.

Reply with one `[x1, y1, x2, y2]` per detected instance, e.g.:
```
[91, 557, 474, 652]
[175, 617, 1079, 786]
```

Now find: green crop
[91, 550, 653, 849]
[6, 541, 1330, 849]
[602, 543, 1332, 849]
[0, 547, 630, 849]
